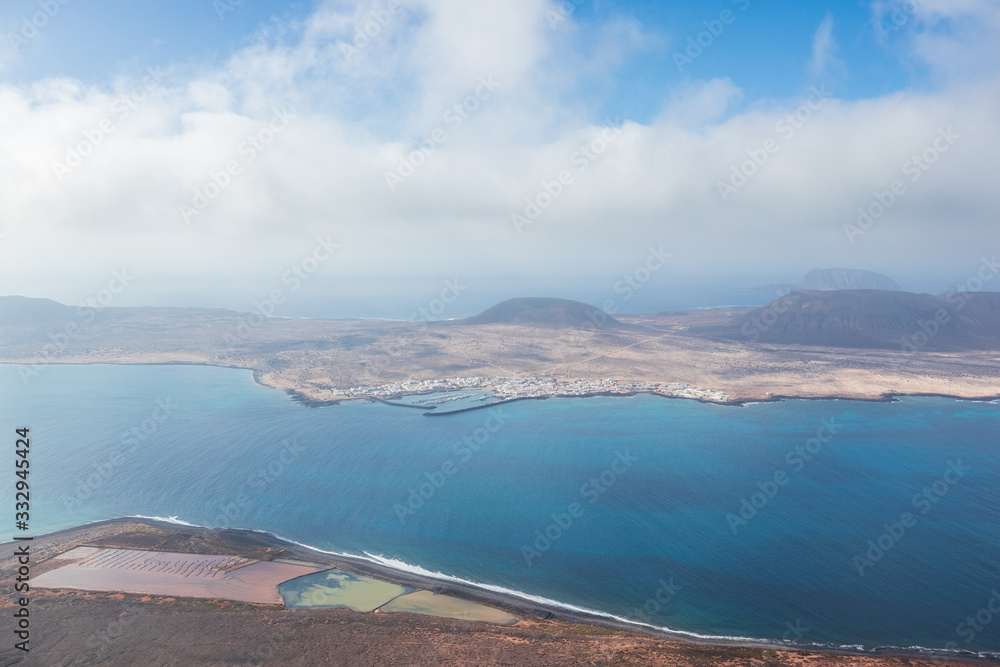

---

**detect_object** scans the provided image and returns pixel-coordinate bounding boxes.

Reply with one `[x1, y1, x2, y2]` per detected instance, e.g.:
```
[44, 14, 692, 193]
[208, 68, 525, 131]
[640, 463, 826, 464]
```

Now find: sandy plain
[1, 308, 998, 405]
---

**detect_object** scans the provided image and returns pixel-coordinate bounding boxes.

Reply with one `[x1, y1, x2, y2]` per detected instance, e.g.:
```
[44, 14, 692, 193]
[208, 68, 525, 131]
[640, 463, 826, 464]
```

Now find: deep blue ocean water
[2, 364, 998, 655]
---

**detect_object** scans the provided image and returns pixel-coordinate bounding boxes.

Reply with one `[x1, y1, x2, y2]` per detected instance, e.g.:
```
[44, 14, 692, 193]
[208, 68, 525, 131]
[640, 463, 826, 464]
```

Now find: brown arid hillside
[1, 295, 998, 404]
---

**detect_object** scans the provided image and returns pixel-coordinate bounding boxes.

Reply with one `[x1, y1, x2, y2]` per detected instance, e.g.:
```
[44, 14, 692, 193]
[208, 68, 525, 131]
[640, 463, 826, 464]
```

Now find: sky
[0, 0, 998, 317]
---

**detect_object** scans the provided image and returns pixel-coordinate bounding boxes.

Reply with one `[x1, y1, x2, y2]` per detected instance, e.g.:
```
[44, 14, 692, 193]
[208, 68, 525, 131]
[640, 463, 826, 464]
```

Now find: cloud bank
[1, 0, 998, 312]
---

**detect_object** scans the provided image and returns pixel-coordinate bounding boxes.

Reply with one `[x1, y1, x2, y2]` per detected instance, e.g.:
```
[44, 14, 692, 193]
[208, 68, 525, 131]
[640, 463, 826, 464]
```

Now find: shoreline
[4, 360, 999, 412]
[279, 383, 1000, 415]
[241, 367, 1000, 412]
[12, 517, 998, 665]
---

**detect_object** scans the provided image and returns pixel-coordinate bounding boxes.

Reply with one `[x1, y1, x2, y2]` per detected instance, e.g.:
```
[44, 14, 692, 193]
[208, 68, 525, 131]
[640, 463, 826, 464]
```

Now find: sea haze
[2, 364, 998, 655]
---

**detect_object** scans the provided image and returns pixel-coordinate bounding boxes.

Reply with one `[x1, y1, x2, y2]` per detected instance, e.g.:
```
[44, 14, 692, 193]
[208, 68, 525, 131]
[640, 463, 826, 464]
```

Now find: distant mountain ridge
[0, 295, 241, 326]
[797, 268, 903, 291]
[693, 289, 1000, 350]
[6, 291, 998, 351]
[757, 268, 903, 293]
[0, 296, 76, 325]
[446, 297, 625, 330]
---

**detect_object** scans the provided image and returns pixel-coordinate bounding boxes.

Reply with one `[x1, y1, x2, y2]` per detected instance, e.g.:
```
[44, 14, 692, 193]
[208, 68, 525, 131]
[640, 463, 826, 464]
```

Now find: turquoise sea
[2, 364, 998, 657]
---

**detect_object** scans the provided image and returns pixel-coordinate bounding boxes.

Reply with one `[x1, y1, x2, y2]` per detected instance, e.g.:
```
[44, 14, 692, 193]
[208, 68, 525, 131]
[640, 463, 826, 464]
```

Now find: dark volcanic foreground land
[7, 594, 989, 667]
[0, 520, 993, 667]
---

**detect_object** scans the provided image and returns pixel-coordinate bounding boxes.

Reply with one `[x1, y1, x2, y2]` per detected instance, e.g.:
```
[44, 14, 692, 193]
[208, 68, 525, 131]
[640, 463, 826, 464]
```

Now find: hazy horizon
[5, 265, 999, 321]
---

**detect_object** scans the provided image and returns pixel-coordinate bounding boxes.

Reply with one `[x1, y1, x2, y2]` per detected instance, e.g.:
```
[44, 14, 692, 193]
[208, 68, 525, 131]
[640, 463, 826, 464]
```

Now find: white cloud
[0, 0, 998, 310]
[873, 0, 1000, 79]
[809, 13, 839, 78]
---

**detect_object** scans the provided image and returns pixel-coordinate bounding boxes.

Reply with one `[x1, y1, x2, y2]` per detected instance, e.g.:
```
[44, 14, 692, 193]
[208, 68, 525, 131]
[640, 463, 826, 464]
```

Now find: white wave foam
[108, 516, 991, 658]
[355, 551, 764, 643]
[127, 514, 201, 527]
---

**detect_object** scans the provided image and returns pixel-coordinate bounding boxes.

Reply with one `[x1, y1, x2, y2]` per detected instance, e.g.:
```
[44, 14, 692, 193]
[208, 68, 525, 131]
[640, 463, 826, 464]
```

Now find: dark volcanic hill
[446, 297, 625, 330]
[797, 267, 903, 291]
[692, 289, 1000, 350]
[757, 267, 903, 293]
